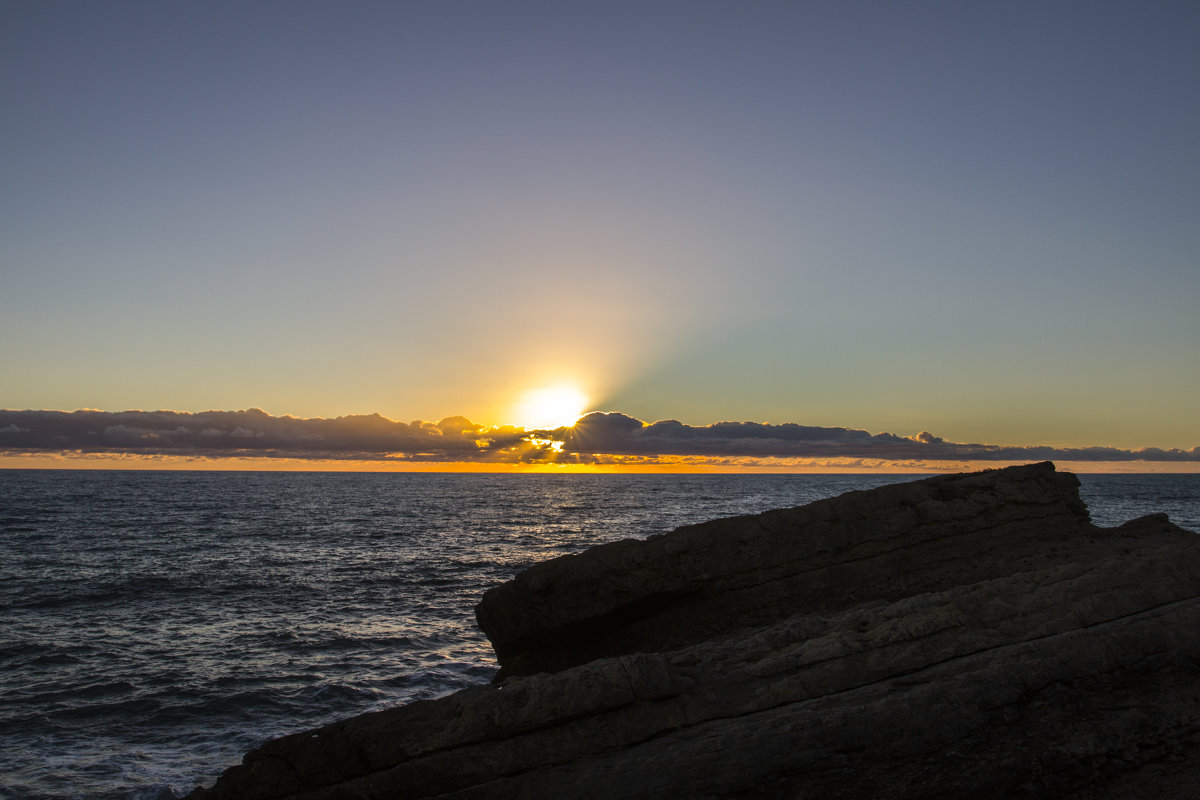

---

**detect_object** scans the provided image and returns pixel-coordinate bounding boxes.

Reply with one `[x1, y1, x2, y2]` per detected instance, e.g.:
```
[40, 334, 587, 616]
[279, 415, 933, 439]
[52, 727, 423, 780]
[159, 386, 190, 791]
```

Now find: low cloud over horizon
[1, 408, 1197, 467]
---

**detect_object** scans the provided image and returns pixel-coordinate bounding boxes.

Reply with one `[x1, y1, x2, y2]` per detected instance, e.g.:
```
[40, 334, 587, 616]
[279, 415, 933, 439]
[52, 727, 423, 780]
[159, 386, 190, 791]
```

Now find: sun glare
[515, 385, 588, 430]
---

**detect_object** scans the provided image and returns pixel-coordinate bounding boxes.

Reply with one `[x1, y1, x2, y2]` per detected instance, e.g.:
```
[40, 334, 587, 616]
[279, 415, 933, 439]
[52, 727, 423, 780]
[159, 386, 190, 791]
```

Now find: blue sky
[3, 1, 1198, 463]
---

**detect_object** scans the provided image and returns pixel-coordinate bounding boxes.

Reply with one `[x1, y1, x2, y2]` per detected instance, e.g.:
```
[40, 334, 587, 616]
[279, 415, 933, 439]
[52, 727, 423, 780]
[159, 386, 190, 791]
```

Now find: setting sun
[514, 385, 588, 430]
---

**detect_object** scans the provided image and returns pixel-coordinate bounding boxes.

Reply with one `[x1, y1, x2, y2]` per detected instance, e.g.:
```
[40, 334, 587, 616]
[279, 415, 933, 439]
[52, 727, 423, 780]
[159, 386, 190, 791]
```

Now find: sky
[2, 1, 1198, 471]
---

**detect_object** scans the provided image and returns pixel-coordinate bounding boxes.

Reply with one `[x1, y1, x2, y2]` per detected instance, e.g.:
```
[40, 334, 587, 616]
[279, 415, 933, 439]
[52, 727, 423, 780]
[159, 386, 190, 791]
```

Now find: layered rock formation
[189, 463, 1200, 799]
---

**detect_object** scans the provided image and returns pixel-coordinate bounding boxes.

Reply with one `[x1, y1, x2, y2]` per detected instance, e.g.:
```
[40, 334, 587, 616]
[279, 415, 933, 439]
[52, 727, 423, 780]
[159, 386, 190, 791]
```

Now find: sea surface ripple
[1, 469, 1196, 799]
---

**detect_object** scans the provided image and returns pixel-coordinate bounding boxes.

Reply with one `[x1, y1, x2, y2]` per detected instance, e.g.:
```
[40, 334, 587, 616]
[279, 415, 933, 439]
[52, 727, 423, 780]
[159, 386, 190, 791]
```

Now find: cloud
[553, 412, 1200, 463]
[0, 408, 526, 461]
[1, 408, 1196, 465]
[555, 413, 920, 458]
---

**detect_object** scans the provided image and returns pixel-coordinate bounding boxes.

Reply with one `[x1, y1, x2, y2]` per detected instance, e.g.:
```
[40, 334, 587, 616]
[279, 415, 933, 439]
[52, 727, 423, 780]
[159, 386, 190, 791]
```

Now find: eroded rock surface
[189, 463, 1200, 799]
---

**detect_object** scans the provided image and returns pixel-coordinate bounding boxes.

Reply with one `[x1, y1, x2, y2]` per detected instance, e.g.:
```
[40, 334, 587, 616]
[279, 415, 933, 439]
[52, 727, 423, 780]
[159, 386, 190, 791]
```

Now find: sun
[514, 385, 588, 430]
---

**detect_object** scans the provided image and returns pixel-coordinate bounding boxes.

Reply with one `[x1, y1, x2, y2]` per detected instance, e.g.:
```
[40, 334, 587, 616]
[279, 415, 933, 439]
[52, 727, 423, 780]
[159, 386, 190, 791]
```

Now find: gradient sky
[3, 1, 1198, 461]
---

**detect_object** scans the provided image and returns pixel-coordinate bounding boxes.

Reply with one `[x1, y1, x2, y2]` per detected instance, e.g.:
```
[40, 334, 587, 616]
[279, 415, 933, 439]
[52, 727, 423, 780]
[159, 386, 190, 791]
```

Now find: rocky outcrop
[189, 463, 1200, 799]
[474, 460, 1093, 678]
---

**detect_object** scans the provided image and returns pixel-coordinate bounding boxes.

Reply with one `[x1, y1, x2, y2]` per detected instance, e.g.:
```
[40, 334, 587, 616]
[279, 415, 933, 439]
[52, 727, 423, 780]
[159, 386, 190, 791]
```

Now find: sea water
[1, 470, 1197, 800]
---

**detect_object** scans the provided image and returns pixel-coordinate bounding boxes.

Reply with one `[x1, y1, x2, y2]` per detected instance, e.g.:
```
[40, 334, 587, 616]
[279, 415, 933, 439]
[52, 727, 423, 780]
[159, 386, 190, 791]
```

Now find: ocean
[2, 469, 1197, 800]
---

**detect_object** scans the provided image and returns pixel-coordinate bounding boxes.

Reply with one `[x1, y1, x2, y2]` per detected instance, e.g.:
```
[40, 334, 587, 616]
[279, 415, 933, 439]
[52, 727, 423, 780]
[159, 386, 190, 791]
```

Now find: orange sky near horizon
[3, 450, 1198, 475]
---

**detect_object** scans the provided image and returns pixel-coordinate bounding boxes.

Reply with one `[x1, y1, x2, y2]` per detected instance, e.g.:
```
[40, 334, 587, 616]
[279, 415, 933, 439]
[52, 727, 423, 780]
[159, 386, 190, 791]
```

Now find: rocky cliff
[188, 463, 1200, 799]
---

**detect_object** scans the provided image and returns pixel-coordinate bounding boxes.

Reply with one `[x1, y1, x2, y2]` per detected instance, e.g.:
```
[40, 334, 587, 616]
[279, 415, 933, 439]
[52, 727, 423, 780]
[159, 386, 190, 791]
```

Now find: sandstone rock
[474, 461, 1092, 678]
[188, 463, 1200, 799]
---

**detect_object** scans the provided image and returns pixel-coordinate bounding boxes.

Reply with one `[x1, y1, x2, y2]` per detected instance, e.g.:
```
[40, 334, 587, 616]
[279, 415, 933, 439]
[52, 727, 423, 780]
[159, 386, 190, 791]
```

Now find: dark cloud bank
[0, 409, 528, 462]
[1, 409, 1196, 465]
[564, 413, 1199, 463]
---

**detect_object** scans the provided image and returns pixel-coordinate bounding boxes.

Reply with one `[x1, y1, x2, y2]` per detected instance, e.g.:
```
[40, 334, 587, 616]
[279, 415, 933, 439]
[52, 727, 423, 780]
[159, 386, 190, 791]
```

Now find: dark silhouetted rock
[474, 460, 1093, 678]
[188, 463, 1200, 799]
